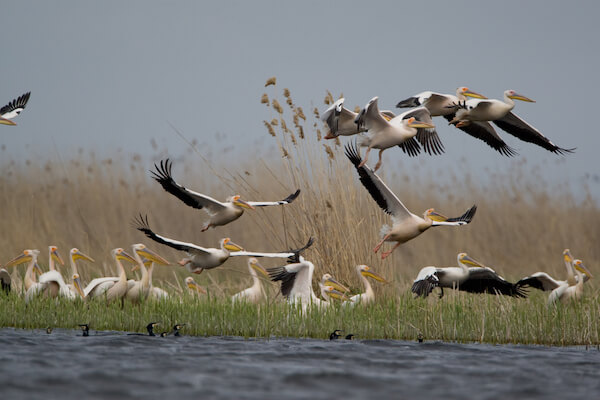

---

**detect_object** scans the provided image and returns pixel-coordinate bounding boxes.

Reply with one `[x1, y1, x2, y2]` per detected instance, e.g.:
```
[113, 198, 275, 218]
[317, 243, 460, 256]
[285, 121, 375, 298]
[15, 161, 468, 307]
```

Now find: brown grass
[0, 82, 598, 303]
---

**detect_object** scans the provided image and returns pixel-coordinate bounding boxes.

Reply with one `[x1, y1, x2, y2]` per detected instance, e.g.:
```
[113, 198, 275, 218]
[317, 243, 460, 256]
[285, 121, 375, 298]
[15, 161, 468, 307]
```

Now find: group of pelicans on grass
[0, 86, 589, 311]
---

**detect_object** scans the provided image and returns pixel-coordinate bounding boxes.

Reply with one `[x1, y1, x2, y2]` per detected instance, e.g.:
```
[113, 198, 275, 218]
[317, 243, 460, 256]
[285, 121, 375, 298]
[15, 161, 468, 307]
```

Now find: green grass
[1, 290, 598, 345]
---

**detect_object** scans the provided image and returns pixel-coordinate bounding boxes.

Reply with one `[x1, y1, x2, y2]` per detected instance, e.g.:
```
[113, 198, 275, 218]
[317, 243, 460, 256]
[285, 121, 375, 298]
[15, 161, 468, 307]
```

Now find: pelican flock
[1, 80, 589, 344]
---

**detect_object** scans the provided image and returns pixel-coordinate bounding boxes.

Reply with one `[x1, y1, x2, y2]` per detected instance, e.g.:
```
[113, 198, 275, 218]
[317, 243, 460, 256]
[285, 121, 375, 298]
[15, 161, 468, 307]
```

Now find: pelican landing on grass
[411, 253, 527, 299]
[345, 142, 476, 259]
[150, 159, 300, 231]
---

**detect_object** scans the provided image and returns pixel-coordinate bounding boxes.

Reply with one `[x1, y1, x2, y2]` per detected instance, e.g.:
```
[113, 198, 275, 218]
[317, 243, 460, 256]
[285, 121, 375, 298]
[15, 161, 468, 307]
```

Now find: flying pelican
[231, 258, 270, 303]
[125, 244, 170, 303]
[267, 256, 347, 310]
[321, 97, 395, 139]
[150, 159, 300, 231]
[347, 265, 388, 305]
[449, 90, 574, 155]
[0, 92, 31, 126]
[547, 250, 593, 305]
[412, 253, 527, 298]
[4, 249, 43, 293]
[83, 248, 137, 302]
[517, 249, 592, 292]
[345, 142, 476, 259]
[185, 276, 207, 295]
[134, 214, 313, 274]
[397, 87, 518, 156]
[354, 97, 440, 171]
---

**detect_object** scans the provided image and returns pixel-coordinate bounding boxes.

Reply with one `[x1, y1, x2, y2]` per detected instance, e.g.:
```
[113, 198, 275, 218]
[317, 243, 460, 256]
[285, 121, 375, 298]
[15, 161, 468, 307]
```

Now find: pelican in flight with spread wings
[397, 87, 517, 156]
[345, 142, 476, 259]
[150, 159, 300, 231]
[354, 97, 442, 171]
[449, 90, 574, 155]
[267, 256, 347, 311]
[321, 97, 395, 139]
[412, 253, 527, 298]
[0, 92, 31, 126]
[134, 214, 314, 274]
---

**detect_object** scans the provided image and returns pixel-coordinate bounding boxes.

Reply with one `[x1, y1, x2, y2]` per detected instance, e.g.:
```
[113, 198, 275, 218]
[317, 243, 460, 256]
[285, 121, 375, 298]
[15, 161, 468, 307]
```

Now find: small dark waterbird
[330, 330, 343, 340]
[79, 324, 89, 337]
[128, 322, 160, 336]
[46, 327, 52, 334]
[345, 334, 355, 340]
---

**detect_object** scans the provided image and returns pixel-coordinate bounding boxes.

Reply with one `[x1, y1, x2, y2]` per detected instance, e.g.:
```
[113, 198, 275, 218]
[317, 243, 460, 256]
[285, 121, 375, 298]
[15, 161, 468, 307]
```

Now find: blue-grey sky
[2, 1, 599, 198]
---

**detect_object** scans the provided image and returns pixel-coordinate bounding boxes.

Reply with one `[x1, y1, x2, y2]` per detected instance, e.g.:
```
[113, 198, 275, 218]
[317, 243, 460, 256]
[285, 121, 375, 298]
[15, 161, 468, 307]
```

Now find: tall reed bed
[0, 79, 598, 344]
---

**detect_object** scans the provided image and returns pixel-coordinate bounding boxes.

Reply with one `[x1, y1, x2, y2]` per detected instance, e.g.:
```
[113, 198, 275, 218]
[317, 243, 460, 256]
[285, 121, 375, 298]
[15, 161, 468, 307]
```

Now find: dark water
[1, 328, 599, 400]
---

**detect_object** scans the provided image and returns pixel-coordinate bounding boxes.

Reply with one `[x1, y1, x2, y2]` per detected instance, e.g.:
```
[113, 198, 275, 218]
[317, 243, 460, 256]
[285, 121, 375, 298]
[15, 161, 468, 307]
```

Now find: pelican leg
[381, 242, 401, 259]
[373, 234, 391, 253]
[373, 150, 384, 172]
[201, 224, 211, 232]
[438, 287, 444, 299]
[358, 147, 372, 168]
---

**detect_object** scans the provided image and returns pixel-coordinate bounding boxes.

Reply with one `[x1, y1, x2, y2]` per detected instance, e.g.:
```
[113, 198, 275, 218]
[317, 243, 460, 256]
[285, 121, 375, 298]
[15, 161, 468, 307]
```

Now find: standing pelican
[150, 159, 300, 231]
[412, 253, 527, 298]
[62, 248, 94, 297]
[4, 249, 43, 293]
[347, 265, 387, 305]
[345, 142, 476, 259]
[267, 256, 347, 311]
[231, 258, 270, 303]
[134, 214, 313, 274]
[449, 90, 574, 154]
[38, 246, 65, 297]
[83, 248, 137, 302]
[0, 92, 31, 126]
[354, 97, 440, 171]
[185, 276, 207, 295]
[547, 250, 593, 305]
[321, 97, 395, 139]
[319, 273, 350, 303]
[125, 244, 170, 303]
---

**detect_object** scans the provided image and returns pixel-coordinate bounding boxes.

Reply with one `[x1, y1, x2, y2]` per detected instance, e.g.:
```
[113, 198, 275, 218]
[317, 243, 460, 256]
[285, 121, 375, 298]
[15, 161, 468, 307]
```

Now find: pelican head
[113, 248, 137, 264]
[70, 248, 95, 263]
[404, 116, 435, 129]
[321, 285, 350, 301]
[185, 276, 207, 294]
[358, 265, 388, 283]
[457, 87, 487, 99]
[506, 90, 535, 103]
[574, 260, 593, 279]
[49, 246, 65, 266]
[221, 238, 244, 252]
[248, 258, 270, 278]
[457, 252, 486, 268]
[424, 208, 448, 222]
[72, 274, 85, 298]
[231, 195, 255, 210]
[563, 249, 574, 264]
[132, 244, 170, 265]
[321, 273, 350, 293]
[5, 249, 40, 267]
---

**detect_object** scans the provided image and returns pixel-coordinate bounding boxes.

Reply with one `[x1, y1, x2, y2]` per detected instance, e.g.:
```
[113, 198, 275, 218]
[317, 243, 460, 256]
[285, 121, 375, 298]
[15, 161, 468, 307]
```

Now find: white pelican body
[84, 248, 136, 302]
[348, 265, 387, 305]
[151, 159, 300, 231]
[0, 92, 31, 125]
[125, 244, 170, 303]
[268, 257, 346, 311]
[412, 253, 527, 298]
[321, 97, 395, 139]
[231, 258, 269, 303]
[345, 142, 476, 259]
[135, 214, 312, 274]
[355, 97, 439, 171]
[547, 250, 593, 305]
[451, 90, 573, 155]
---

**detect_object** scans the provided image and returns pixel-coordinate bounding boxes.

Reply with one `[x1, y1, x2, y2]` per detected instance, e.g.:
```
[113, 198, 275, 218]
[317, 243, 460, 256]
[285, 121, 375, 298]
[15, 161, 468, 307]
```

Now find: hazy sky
[2, 1, 599, 199]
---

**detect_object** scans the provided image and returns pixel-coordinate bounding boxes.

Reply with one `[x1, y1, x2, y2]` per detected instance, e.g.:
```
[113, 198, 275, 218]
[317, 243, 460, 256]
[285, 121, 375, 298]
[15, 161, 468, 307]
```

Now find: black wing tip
[395, 97, 419, 109]
[398, 137, 421, 157]
[553, 146, 576, 155]
[132, 213, 153, 234]
[150, 158, 173, 182]
[283, 189, 301, 203]
[344, 141, 362, 167]
[287, 236, 315, 263]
